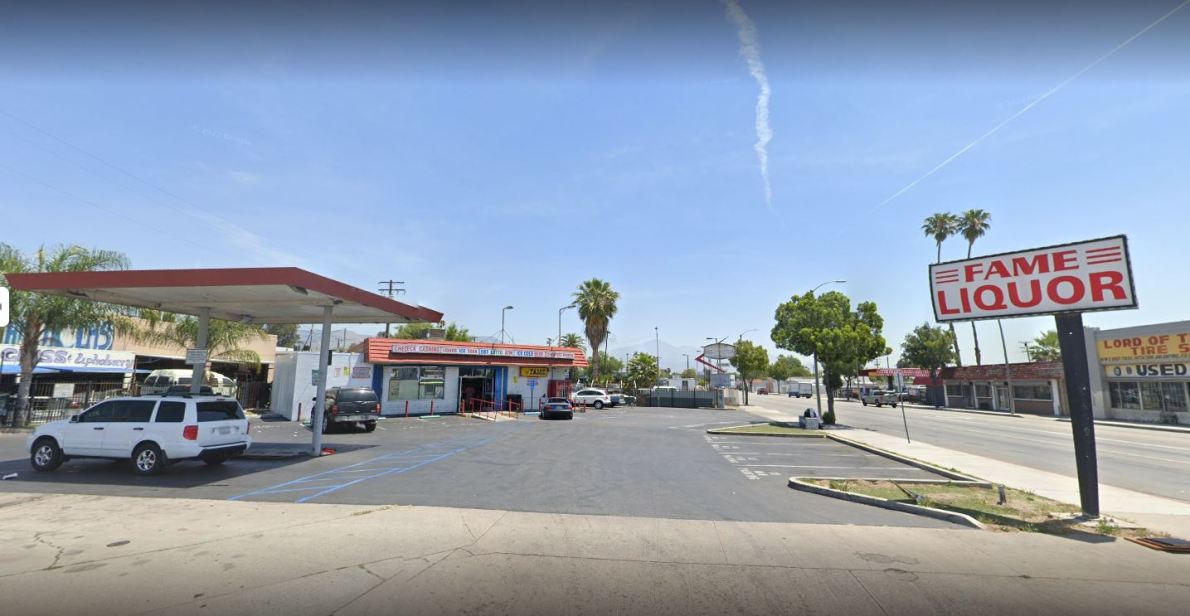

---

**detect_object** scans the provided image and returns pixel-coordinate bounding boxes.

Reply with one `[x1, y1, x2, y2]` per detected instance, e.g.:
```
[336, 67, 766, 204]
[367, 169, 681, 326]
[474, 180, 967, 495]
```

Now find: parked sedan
[540, 397, 574, 420]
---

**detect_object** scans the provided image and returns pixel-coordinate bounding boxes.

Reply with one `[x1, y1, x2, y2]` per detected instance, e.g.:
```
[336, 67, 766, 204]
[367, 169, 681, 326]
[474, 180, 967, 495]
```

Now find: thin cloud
[869, 0, 1190, 212]
[723, 0, 773, 211]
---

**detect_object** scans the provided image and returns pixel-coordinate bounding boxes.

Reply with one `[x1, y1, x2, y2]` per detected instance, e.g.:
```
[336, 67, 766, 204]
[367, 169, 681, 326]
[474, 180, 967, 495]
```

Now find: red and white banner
[930, 235, 1136, 322]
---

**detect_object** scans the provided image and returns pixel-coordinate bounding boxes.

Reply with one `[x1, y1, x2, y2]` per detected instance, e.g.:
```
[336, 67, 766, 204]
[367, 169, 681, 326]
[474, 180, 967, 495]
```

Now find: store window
[1109, 382, 1141, 409]
[1141, 383, 1165, 411]
[974, 384, 992, 398]
[1012, 384, 1052, 400]
[945, 384, 967, 398]
[388, 367, 420, 401]
[419, 366, 446, 399]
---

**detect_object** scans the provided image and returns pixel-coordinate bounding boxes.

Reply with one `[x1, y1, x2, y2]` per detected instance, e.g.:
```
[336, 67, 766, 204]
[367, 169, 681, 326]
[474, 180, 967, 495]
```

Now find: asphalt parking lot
[0, 407, 954, 528]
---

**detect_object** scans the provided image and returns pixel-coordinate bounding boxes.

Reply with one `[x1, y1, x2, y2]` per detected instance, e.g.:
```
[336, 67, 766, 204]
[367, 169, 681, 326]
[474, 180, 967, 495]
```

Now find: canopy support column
[190, 307, 211, 394]
[311, 305, 335, 456]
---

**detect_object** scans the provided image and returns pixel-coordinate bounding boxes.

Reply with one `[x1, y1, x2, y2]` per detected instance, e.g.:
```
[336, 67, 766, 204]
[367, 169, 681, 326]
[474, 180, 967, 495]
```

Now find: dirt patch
[807, 479, 1157, 539]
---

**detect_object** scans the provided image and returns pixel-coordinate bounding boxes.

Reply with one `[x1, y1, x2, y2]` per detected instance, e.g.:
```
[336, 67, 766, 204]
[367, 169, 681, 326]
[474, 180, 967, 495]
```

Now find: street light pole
[558, 304, 575, 347]
[654, 326, 660, 383]
[809, 280, 846, 416]
[501, 305, 514, 344]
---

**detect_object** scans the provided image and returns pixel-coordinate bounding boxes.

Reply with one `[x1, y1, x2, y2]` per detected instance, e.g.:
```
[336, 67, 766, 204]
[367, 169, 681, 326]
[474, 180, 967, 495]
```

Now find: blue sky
[2, 1, 1188, 370]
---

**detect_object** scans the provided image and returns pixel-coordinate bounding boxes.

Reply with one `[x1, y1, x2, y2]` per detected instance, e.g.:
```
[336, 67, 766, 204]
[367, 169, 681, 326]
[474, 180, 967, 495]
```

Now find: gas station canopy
[5, 267, 443, 325]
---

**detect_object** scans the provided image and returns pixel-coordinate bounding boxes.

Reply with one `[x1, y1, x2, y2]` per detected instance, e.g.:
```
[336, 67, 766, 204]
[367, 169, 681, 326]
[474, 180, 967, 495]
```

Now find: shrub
[823, 410, 837, 425]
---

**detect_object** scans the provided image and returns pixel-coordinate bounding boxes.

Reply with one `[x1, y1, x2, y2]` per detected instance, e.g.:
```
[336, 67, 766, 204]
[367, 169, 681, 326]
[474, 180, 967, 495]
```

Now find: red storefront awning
[365, 338, 589, 368]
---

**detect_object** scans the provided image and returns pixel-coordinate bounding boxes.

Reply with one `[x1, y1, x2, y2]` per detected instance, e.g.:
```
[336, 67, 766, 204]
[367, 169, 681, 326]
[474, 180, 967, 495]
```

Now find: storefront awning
[365, 338, 589, 368]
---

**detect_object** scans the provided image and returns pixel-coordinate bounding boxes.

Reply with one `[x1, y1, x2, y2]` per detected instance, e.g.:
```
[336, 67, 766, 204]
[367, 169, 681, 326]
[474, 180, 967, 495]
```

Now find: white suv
[571, 388, 612, 409]
[27, 395, 252, 475]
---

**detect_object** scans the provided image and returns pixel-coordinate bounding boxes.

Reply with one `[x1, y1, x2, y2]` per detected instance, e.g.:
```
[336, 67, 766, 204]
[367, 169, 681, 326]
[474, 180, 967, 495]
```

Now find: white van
[141, 369, 237, 397]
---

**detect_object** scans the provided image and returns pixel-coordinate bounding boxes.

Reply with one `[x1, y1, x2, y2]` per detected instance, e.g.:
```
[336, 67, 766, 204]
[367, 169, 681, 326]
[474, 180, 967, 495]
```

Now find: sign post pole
[1055, 312, 1100, 517]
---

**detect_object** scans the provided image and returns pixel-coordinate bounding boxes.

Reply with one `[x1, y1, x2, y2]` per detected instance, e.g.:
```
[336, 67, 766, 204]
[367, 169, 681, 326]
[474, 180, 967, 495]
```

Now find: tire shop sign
[930, 235, 1136, 322]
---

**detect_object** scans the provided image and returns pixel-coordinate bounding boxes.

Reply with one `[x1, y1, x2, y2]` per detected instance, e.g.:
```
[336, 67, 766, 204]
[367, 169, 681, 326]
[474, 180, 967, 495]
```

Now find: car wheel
[564, 412, 573, 420]
[30, 438, 64, 472]
[132, 443, 167, 475]
[594, 401, 604, 409]
[862, 400, 868, 406]
[363, 421, 377, 433]
[203, 456, 228, 466]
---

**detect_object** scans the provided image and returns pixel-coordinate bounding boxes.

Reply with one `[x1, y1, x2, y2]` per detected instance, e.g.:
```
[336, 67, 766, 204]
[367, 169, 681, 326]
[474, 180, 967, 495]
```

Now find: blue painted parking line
[228, 434, 500, 503]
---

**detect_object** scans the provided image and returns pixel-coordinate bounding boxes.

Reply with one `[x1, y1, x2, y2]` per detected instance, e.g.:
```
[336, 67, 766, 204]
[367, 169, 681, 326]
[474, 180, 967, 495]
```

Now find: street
[750, 395, 1190, 503]
[0, 407, 950, 528]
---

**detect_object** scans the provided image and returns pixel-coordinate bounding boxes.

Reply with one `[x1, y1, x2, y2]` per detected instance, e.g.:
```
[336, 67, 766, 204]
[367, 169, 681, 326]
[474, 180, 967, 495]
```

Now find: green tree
[769, 354, 811, 388]
[680, 367, 697, 379]
[771, 291, 887, 415]
[1031, 330, 1062, 362]
[922, 212, 963, 367]
[900, 323, 958, 407]
[730, 340, 770, 405]
[573, 279, 619, 384]
[134, 311, 268, 369]
[263, 323, 301, 348]
[625, 352, 659, 389]
[558, 332, 586, 351]
[958, 208, 992, 365]
[0, 244, 130, 426]
[386, 321, 473, 342]
[582, 354, 623, 385]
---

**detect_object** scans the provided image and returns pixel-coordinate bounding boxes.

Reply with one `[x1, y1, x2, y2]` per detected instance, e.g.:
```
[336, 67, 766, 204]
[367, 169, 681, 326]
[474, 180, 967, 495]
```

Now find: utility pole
[378, 280, 406, 337]
[1020, 341, 1033, 362]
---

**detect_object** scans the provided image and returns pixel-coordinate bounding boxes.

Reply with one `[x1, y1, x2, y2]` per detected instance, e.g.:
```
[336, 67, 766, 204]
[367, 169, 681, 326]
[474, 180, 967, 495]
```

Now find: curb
[1055, 417, 1190, 435]
[893, 403, 1025, 419]
[706, 424, 830, 438]
[788, 477, 985, 529]
[241, 452, 309, 460]
[827, 434, 986, 483]
[0, 428, 34, 434]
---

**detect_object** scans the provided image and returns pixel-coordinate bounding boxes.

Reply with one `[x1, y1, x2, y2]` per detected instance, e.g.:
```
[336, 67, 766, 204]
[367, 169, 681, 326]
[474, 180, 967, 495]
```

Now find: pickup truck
[860, 389, 899, 407]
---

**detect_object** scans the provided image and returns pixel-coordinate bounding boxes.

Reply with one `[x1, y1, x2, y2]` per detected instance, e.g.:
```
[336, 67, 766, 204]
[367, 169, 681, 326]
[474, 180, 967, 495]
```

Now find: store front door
[459, 368, 495, 412]
[994, 385, 1011, 412]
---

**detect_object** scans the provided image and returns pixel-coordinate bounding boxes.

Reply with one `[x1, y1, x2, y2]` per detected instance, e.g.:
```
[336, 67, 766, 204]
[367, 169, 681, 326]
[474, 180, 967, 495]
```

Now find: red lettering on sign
[1088, 271, 1126, 302]
[974, 285, 1007, 310]
[1011, 255, 1050, 276]
[964, 263, 983, 283]
[1053, 250, 1078, 271]
[936, 291, 960, 315]
[1007, 279, 1043, 308]
[1048, 276, 1085, 305]
[984, 260, 1010, 280]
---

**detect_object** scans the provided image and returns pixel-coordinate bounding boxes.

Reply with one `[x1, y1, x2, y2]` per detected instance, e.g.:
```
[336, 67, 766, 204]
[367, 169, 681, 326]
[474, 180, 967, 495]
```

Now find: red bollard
[430, 400, 435, 415]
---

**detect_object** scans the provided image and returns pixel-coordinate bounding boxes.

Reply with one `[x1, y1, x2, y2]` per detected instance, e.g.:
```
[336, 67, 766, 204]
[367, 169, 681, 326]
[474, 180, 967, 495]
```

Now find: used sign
[931, 235, 1136, 322]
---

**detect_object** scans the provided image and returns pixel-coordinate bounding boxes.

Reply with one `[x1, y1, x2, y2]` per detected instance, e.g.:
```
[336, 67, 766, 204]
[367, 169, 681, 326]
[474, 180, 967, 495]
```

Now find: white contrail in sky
[723, 0, 773, 210]
[871, 0, 1190, 211]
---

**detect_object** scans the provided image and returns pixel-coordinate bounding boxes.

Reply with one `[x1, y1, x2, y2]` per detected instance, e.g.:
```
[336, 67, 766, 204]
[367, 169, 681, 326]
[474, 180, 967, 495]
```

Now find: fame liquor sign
[930, 235, 1137, 322]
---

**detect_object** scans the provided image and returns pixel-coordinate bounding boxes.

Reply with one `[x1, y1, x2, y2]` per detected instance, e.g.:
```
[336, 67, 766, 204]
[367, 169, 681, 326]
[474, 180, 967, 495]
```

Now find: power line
[377, 280, 406, 337]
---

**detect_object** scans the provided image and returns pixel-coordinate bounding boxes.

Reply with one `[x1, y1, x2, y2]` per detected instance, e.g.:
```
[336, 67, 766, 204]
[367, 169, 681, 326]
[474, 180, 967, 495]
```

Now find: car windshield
[335, 389, 378, 402]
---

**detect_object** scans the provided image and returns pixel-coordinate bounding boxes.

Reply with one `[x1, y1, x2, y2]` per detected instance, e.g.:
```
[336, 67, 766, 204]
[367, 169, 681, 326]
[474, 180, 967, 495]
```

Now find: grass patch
[713, 423, 826, 436]
[804, 479, 1148, 539]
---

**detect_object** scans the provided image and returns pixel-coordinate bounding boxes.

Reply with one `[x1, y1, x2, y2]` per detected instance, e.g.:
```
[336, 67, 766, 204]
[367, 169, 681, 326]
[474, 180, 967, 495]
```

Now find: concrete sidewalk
[745, 404, 1190, 537]
[1, 491, 1188, 616]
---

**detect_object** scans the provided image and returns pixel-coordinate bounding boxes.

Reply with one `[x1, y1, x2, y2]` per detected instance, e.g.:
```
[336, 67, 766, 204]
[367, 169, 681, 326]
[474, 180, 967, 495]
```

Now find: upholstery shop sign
[930, 236, 1136, 322]
[0, 344, 135, 371]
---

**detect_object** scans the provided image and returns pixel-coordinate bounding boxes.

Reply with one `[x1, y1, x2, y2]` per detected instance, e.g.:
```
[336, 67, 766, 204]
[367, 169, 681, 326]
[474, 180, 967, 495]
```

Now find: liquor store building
[1087, 320, 1190, 425]
[362, 339, 588, 415]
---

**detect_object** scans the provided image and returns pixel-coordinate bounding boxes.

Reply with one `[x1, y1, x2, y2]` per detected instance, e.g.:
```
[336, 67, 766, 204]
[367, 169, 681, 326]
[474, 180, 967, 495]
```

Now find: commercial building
[363, 338, 587, 415]
[940, 362, 1066, 416]
[269, 339, 589, 419]
[1086, 320, 1190, 425]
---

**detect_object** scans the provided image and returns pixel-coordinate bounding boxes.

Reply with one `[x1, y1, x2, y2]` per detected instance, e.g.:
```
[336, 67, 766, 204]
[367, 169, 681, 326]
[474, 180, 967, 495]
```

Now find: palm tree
[559, 333, 586, 351]
[921, 212, 963, 367]
[572, 279, 619, 384]
[132, 310, 268, 377]
[0, 244, 130, 426]
[1031, 330, 1062, 362]
[958, 209, 992, 365]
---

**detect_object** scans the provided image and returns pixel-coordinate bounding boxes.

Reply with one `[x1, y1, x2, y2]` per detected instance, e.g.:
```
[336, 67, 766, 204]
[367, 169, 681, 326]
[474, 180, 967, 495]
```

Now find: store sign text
[1107, 363, 1190, 379]
[519, 367, 550, 377]
[390, 343, 578, 360]
[1098, 332, 1190, 363]
[0, 344, 135, 371]
[930, 236, 1136, 322]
